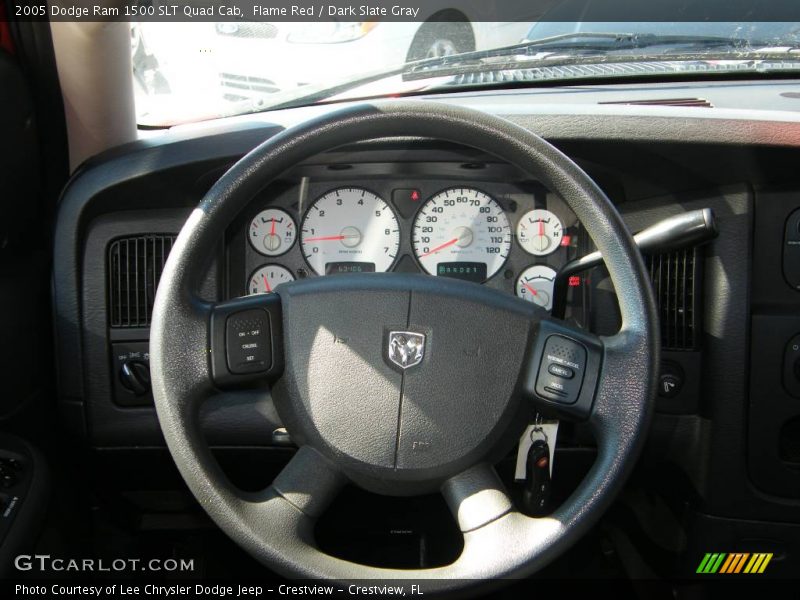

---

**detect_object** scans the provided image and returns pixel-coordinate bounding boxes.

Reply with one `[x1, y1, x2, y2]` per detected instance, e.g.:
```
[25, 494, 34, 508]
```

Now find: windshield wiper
[403, 32, 777, 75]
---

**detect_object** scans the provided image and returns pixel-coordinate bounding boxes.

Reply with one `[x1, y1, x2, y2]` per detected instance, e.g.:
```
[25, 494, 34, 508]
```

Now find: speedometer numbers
[412, 188, 511, 282]
[517, 209, 564, 256]
[300, 187, 400, 275]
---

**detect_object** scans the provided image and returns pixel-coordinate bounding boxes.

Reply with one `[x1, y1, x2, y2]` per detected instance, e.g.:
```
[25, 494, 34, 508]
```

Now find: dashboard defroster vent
[599, 97, 713, 108]
[108, 234, 176, 328]
[647, 247, 701, 351]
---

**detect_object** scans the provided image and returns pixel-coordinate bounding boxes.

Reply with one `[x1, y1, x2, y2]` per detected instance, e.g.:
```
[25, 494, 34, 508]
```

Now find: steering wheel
[150, 102, 658, 589]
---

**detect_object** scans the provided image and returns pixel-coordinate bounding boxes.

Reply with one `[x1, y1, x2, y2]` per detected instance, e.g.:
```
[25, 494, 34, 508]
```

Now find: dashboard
[228, 164, 588, 322]
[47, 82, 800, 566]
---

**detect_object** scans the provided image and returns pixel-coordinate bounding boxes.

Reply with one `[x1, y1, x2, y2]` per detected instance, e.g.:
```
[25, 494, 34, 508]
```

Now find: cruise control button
[535, 335, 587, 405]
[547, 363, 574, 379]
[544, 386, 568, 397]
[226, 309, 272, 374]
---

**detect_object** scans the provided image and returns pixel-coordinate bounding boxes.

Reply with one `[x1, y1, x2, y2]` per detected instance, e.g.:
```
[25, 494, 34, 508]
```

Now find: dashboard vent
[598, 97, 713, 108]
[447, 61, 800, 87]
[108, 235, 176, 328]
[647, 248, 701, 351]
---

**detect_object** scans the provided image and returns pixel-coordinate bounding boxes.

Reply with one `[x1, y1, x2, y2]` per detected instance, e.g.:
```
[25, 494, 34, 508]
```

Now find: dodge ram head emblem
[388, 331, 425, 370]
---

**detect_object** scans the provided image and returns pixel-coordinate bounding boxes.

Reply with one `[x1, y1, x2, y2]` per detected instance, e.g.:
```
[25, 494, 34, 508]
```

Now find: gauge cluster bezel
[225, 160, 589, 320]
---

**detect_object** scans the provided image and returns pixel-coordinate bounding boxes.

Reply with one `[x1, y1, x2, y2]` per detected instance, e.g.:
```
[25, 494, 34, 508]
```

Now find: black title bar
[8, 0, 800, 22]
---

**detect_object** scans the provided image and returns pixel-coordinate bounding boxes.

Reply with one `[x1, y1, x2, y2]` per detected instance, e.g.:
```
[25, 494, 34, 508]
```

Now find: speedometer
[300, 187, 400, 275]
[412, 188, 511, 282]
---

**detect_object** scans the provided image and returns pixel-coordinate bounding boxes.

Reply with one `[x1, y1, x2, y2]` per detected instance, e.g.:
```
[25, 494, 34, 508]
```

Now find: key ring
[530, 425, 548, 446]
[531, 412, 548, 444]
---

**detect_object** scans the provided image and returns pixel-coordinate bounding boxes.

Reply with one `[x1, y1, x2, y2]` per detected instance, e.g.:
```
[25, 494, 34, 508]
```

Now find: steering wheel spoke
[230, 446, 346, 560]
[442, 463, 515, 533]
[208, 293, 284, 388]
[267, 445, 347, 519]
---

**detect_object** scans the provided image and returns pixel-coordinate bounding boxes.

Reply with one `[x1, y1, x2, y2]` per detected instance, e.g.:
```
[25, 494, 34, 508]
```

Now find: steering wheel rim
[150, 101, 659, 588]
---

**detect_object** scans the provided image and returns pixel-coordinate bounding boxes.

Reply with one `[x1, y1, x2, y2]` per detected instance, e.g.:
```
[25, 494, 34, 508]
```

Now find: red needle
[270, 218, 276, 236]
[538, 220, 545, 236]
[420, 237, 459, 258]
[304, 235, 347, 242]
[262, 274, 272, 293]
[523, 283, 539, 296]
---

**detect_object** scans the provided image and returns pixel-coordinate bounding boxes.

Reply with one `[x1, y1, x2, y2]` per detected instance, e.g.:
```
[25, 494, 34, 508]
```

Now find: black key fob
[521, 439, 552, 516]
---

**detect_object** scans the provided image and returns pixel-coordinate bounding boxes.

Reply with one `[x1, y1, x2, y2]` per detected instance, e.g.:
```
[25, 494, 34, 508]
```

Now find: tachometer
[300, 187, 400, 275]
[412, 188, 511, 282]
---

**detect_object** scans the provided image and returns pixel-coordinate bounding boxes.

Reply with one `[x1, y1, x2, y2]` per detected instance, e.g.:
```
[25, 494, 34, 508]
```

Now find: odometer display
[436, 262, 487, 283]
[300, 187, 400, 275]
[412, 188, 511, 281]
[325, 262, 376, 275]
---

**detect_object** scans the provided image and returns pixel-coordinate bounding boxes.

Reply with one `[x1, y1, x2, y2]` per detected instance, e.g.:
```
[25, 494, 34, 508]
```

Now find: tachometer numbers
[301, 188, 400, 275]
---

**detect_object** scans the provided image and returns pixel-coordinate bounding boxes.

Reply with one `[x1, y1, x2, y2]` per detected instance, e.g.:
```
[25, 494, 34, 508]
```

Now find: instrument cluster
[232, 176, 587, 318]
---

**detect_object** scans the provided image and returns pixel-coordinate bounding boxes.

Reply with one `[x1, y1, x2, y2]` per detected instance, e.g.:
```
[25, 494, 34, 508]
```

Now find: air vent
[647, 248, 701, 351]
[446, 60, 800, 87]
[599, 97, 713, 108]
[108, 235, 176, 328]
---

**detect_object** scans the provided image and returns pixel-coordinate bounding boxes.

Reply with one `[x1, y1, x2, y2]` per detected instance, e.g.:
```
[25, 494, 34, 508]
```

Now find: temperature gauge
[517, 209, 564, 256]
[248, 265, 295, 295]
[516, 265, 557, 311]
[249, 209, 296, 256]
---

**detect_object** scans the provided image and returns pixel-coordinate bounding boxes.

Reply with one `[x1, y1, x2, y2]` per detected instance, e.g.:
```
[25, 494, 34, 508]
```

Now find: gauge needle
[304, 234, 358, 242]
[270, 218, 276, 236]
[262, 274, 272, 293]
[419, 237, 459, 258]
[539, 220, 545, 236]
[523, 283, 539, 296]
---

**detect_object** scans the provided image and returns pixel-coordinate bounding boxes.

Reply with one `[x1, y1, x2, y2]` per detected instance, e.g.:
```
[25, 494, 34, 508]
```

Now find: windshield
[132, 18, 800, 127]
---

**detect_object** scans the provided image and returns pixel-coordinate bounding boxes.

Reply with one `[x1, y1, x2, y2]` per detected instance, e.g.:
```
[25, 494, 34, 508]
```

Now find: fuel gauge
[248, 265, 295, 295]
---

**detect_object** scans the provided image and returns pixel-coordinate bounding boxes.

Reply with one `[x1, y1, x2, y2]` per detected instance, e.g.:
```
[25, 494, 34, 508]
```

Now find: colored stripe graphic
[745, 553, 773, 574]
[697, 553, 773, 574]
[697, 553, 727, 573]
[744, 554, 760, 573]
[758, 554, 773, 573]
[719, 554, 736, 573]
[696, 553, 714, 573]
[727, 553, 749, 573]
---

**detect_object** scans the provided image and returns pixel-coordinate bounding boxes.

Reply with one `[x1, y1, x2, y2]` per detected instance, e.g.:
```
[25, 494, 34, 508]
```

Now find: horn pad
[273, 273, 538, 495]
